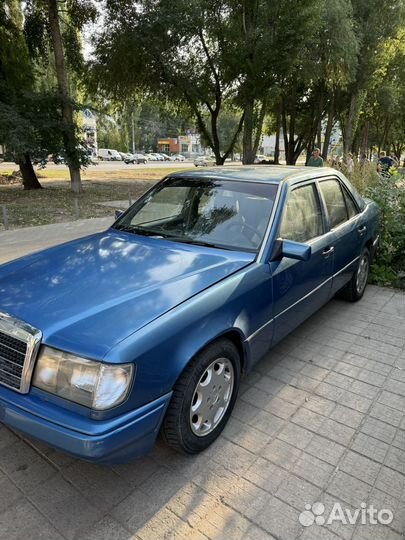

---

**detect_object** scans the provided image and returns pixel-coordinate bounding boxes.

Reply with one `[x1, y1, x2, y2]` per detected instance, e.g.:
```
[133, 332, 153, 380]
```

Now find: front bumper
[0, 386, 172, 464]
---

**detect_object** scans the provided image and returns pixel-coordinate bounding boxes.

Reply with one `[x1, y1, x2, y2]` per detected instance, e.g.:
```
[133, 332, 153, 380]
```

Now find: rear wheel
[338, 247, 370, 302]
[162, 339, 241, 454]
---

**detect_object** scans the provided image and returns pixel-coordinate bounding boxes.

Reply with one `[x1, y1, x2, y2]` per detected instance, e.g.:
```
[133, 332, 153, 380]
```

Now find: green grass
[0, 165, 190, 181]
[0, 179, 157, 230]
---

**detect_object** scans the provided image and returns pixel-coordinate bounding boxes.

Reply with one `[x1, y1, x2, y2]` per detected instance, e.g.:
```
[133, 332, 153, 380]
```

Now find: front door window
[280, 183, 323, 243]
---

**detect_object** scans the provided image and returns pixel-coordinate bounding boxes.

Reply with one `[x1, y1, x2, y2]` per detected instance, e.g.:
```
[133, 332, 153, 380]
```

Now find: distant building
[260, 134, 285, 157]
[158, 134, 202, 156]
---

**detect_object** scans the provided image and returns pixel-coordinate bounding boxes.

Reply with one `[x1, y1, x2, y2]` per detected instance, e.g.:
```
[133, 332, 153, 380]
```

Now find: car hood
[0, 230, 254, 359]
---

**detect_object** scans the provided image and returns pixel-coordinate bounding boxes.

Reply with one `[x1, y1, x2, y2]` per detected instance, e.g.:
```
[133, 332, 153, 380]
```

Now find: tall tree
[230, 0, 322, 164]
[0, 0, 63, 189]
[340, 0, 404, 154]
[278, 0, 358, 164]
[24, 0, 97, 192]
[357, 28, 405, 158]
[47, 0, 81, 192]
[91, 0, 246, 165]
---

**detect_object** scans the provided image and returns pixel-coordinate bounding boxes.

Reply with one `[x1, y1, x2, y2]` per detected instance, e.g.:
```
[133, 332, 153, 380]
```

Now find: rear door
[317, 178, 362, 294]
[270, 181, 334, 344]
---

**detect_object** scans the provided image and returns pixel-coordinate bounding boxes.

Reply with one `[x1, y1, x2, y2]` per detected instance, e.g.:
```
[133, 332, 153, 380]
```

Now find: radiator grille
[0, 330, 27, 390]
[0, 313, 41, 393]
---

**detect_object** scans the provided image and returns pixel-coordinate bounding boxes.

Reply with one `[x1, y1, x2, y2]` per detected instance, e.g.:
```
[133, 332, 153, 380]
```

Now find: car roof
[169, 165, 340, 185]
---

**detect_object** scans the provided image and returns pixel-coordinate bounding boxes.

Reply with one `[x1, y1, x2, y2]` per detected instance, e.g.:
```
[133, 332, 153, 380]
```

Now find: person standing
[307, 147, 324, 167]
[377, 151, 394, 175]
[346, 153, 354, 174]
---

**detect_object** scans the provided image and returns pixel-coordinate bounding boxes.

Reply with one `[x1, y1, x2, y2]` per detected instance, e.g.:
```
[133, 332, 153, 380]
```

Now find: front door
[270, 181, 334, 345]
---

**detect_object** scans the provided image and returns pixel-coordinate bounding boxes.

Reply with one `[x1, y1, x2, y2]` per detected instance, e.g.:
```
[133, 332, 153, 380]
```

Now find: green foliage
[0, 1, 32, 100]
[0, 0, 92, 175]
[0, 1, 58, 162]
[90, 0, 260, 162]
[199, 107, 243, 154]
[0, 91, 63, 161]
[345, 162, 380, 193]
[97, 117, 128, 152]
[366, 175, 405, 288]
[336, 163, 405, 289]
[94, 99, 192, 152]
[24, 0, 97, 71]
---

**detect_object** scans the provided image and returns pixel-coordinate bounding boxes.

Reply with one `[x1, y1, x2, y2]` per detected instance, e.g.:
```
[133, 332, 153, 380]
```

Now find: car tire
[338, 247, 370, 302]
[162, 339, 241, 454]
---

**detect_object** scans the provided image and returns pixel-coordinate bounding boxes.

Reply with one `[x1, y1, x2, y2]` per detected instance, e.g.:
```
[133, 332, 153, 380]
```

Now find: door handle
[322, 246, 335, 257]
[358, 225, 367, 236]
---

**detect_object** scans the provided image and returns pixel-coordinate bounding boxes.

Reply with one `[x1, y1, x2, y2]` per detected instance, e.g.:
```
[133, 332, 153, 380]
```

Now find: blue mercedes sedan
[0, 166, 379, 463]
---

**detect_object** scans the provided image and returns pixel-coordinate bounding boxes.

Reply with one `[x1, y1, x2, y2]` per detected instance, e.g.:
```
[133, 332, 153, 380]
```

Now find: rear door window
[319, 179, 348, 228]
[342, 187, 359, 219]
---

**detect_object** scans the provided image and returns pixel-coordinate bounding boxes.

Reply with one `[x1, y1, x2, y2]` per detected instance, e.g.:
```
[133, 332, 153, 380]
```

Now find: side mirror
[115, 210, 123, 220]
[270, 239, 312, 262]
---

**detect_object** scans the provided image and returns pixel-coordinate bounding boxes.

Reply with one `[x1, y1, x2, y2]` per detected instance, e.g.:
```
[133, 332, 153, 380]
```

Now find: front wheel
[338, 247, 370, 302]
[162, 339, 241, 454]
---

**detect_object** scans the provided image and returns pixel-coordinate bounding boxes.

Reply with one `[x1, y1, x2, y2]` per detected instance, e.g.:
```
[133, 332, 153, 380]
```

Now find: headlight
[33, 346, 134, 410]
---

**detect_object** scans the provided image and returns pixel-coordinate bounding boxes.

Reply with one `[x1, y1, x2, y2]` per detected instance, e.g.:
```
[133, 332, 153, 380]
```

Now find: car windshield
[114, 177, 278, 252]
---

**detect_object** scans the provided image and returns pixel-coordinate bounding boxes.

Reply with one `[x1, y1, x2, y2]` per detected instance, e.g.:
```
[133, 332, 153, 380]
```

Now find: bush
[347, 162, 380, 193]
[365, 172, 405, 288]
[334, 162, 405, 289]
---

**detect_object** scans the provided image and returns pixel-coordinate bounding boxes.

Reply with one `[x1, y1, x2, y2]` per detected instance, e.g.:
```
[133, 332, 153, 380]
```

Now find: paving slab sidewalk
[0, 221, 404, 540]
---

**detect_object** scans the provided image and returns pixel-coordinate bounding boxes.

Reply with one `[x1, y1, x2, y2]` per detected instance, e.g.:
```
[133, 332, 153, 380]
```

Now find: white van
[97, 148, 122, 161]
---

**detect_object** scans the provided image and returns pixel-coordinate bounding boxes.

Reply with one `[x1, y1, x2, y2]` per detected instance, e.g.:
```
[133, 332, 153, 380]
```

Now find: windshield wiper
[164, 236, 234, 250]
[114, 224, 166, 237]
[115, 226, 236, 250]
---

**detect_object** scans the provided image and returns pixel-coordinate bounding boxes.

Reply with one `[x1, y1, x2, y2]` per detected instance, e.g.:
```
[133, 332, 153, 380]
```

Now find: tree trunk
[282, 111, 296, 165]
[242, 100, 255, 164]
[316, 119, 322, 149]
[343, 93, 359, 155]
[322, 98, 335, 160]
[305, 145, 313, 166]
[222, 111, 245, 163]
[359, 120, 369, 159]
[274, 110, 281, 164]
[19, 154, 42, 190]
[48, 0, 82, 193]
[380, 117, 390, 153]
[288, 105, 296, 165]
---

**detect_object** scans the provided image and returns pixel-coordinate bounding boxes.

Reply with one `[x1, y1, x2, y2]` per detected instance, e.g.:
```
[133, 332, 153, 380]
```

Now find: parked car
[159, 153, 171, 160]
[149, 153, 165, 161]
[125, 153, 148, 165]
[134, 153, 147, 164]
[120, 152, 132, 163]
[171, 154, 186, 161]
[254, 154, 270, 164]
[194, 156, 216, 167]
[145, 153, 158, 161]
[98, 148, 122, 161]
[0, 167, 379, 463]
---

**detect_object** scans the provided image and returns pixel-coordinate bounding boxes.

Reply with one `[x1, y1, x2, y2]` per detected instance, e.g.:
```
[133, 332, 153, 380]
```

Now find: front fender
[105, 262, 274, 411]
